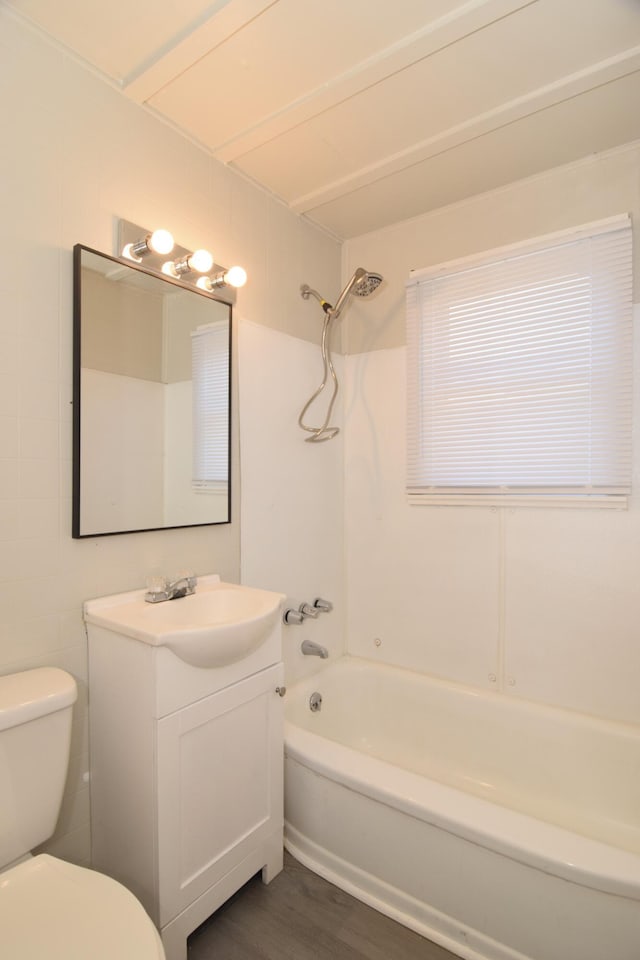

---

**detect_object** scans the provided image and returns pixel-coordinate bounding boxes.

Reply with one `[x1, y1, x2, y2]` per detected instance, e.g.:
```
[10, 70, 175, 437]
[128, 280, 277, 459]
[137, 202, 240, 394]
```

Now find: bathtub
[284, 657, 640, 960]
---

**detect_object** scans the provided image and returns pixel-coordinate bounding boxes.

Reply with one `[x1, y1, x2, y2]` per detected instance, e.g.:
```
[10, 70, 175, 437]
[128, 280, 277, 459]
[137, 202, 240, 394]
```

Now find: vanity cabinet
[157, 664, 283, 930]
[86, 591, 285, 960]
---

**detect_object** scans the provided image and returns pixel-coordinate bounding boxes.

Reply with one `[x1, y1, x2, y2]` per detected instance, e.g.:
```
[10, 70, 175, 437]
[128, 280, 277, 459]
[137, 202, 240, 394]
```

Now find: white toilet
[0, 667, 165, 959]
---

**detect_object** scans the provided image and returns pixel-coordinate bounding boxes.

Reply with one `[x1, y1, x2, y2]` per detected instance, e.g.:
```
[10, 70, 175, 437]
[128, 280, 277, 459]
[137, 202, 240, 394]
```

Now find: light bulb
[196, 266, 248, 292]
[148, 229, 174, 255]
[122, 243, 142, 262]
[162, 261, 179, 278]
[226, 266, 247, 288]
[123, 228, 174, 261]
[188, 249, 213, 273]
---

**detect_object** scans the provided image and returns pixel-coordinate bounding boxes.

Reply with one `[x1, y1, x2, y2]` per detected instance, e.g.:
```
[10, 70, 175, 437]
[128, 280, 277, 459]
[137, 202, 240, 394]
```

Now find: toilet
[0, 667, 165, 959]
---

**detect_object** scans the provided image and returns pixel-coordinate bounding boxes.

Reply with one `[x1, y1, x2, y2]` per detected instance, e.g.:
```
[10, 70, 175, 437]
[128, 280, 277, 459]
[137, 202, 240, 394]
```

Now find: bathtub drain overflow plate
[309, 691, 322, 712]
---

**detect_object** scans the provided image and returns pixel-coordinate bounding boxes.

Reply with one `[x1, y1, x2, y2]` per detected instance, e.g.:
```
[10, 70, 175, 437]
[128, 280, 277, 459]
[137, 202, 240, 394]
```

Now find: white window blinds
[191, 321, 229, 492]
[406, 216, 633, 506]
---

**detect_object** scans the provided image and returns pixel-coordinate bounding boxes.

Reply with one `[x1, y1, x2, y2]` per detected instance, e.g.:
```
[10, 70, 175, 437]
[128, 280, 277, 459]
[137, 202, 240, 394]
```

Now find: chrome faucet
[283, 598, 333, 624]
[145, 573, 197, 603]
[301, 638, 329, 658]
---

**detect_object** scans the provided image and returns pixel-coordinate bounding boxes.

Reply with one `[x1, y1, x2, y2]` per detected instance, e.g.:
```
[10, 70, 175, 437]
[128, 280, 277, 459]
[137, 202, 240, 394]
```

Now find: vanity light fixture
[162, 248, 214, 278]
[197, 266, 247, 291]
[122, 228, 174, 262]
[117, 219, 245, 302]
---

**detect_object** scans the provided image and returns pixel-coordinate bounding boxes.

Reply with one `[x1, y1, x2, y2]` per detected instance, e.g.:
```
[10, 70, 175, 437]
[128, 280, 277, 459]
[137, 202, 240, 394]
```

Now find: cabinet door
[157, 663, 284, 925]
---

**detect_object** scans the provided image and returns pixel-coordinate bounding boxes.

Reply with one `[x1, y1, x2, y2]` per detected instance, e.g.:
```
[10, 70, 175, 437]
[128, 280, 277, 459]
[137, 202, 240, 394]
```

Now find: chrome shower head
[352, 271, 383, 297]
[331, 267, 383, 318]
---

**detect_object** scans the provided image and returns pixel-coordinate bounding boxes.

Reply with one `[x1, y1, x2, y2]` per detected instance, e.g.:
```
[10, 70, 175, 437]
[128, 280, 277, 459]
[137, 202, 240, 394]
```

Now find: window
[406, 216, 633, 507]
[191, 321, 229, 493]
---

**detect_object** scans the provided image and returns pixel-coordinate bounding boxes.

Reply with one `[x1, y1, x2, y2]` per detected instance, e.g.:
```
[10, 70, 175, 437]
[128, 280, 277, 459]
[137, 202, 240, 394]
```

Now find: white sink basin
[84, 575, 285, 668]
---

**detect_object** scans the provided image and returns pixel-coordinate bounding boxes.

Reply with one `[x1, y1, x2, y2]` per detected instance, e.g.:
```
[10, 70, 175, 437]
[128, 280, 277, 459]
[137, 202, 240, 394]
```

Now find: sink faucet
[145, 573, 197, 603]
[301, 638, 329, 658]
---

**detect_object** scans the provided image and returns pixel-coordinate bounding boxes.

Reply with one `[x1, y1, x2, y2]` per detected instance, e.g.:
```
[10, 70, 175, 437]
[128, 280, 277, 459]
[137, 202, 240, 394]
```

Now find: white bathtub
[284, 657, 640, 960]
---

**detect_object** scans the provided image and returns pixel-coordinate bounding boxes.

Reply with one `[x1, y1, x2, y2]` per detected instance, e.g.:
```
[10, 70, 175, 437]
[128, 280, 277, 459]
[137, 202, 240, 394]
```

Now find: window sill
[407, 493, 628, 509]
[192, 482, 227, 496]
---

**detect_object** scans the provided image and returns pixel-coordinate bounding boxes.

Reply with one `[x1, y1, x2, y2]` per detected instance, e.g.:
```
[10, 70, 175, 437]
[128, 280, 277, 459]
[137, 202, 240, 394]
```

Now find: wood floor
[187, 852, 461, 960]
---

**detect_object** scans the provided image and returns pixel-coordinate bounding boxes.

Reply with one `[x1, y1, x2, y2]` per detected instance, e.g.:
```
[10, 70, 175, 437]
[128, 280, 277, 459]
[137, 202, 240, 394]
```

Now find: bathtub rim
[284, 718, 640, 902]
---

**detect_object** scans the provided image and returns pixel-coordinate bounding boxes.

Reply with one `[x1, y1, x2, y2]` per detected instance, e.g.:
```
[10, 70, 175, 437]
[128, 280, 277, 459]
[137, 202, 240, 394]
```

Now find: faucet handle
[145, 575, 169, 603]
[298, 602, 319, 619]
[283, 608, 305, 625]
[170, 570, 197, 587]
[146, 575, 167, 591]
[313, 597, 333, 613]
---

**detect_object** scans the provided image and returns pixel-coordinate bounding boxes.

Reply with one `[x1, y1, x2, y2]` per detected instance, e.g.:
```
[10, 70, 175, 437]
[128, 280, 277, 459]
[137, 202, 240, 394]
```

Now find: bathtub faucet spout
[301, 638, 329, 658]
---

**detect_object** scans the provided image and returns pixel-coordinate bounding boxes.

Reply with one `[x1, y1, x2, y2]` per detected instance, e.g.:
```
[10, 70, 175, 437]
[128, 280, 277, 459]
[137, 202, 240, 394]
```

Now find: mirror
[73, 245, 231, 537]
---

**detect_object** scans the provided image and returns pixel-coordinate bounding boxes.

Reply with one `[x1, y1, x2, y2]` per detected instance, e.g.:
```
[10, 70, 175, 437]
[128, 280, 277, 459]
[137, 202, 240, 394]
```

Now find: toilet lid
[0, 855, 165, 960]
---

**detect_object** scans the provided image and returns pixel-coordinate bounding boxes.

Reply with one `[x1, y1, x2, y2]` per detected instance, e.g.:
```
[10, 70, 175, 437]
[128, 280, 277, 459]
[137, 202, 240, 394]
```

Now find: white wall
[343, 143, 640, 725]
[0, 8, 341, 865]
[81, 369, 165, 533]
[239, 320, 345, 686]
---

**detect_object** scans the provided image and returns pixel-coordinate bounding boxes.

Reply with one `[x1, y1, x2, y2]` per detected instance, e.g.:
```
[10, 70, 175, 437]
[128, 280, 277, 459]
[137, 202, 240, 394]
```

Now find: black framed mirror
[72, 244, 231, 537]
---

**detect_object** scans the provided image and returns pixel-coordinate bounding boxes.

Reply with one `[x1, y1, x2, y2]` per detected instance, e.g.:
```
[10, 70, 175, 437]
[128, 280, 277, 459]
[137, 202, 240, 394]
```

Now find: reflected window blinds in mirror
[192, 322, 229, 493]
[72, 245, 232, 537]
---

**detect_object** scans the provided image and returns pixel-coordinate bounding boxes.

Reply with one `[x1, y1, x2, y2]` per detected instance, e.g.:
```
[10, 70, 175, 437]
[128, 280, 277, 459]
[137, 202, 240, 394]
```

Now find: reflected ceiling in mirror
[72, 244, 231, 538]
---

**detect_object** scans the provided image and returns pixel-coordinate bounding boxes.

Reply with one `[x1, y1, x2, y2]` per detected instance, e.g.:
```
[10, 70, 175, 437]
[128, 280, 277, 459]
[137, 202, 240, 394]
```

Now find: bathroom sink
[83, 575, 285, 668]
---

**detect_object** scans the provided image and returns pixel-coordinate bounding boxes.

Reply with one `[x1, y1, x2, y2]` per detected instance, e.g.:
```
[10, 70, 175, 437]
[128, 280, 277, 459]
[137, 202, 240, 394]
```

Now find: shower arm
[301, 277, 363, 322]
[300, 284, 333, 315]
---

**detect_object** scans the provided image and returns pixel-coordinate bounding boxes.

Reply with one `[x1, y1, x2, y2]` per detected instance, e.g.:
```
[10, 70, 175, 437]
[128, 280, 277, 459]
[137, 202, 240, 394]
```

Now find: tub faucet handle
[284, 608, 305, 625]
[299, 602, 319, 619]
[313, 597, 333, 613]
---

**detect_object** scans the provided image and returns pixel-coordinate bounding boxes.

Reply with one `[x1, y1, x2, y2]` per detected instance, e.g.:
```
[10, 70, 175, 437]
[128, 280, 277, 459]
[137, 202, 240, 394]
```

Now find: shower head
[331, 267, 383, 318]
[352, 270, 383, 297]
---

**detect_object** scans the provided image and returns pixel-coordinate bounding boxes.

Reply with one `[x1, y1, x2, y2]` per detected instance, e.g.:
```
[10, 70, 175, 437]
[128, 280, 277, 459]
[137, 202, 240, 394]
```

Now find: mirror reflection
[73, 245, 231, 537]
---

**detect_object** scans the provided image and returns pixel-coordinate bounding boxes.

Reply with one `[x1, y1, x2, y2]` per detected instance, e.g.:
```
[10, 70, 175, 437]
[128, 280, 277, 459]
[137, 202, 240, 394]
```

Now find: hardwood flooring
[187, 852, 460, 960]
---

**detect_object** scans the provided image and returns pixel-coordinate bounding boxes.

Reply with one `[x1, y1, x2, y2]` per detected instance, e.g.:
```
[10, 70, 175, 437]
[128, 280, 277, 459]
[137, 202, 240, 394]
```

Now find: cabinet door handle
[275, 686, 287, 697]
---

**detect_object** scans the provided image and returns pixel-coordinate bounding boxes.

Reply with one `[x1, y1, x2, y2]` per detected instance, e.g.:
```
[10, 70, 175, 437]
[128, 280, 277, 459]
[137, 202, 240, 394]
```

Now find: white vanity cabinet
[85, 579, 285, 960]
[156, 664, 283, 933]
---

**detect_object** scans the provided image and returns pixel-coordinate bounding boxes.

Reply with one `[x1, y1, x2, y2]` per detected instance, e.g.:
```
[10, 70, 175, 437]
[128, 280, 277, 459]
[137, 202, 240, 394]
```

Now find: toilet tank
[0, 668, 78, 869]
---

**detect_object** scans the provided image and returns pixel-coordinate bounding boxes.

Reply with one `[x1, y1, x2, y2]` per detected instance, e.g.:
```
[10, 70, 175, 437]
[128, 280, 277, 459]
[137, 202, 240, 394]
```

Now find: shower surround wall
[343, 141, 640, 726]
[0, 8, 341, 866]
[239, 319, 346, 686]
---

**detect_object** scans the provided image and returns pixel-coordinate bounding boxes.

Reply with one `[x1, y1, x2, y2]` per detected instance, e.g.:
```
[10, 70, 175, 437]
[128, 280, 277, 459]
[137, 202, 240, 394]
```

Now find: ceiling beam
[290, 45, 640, 215]
[122, 0, 277, 103]
[213, 0, 537, 162]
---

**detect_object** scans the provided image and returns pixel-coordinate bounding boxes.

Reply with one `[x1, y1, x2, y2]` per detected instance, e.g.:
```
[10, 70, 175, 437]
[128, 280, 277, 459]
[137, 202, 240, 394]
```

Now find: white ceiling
[6, 0, 640, 238]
